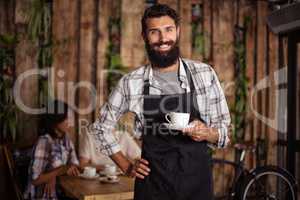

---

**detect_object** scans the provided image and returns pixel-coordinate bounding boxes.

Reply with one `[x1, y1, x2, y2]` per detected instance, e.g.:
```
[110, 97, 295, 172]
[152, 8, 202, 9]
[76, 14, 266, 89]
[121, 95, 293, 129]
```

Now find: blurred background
[1, 0, 300, 199]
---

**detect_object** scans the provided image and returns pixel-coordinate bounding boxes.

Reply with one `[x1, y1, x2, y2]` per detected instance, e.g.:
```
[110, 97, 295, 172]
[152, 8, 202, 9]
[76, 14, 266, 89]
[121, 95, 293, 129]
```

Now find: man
[90, 4, 230, 200]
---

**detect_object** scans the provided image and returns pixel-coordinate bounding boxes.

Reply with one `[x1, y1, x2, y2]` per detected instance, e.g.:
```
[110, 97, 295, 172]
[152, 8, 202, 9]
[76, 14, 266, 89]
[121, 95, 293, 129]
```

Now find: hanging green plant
[232, 16, 251, 143]
[0, 34, 18, 143]
[25, 0, 53, 106]
[106, 17, 128, 94]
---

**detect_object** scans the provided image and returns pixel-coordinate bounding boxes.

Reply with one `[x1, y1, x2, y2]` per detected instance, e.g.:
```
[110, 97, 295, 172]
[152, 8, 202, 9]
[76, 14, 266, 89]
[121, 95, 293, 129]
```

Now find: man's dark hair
[141, 4, 180, 36]
[38, 99, 70, 137]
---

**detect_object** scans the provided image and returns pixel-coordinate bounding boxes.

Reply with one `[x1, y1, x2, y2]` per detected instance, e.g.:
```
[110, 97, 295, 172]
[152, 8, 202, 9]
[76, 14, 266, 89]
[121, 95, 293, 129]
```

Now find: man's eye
[149, 30, 158, 35]
[167, 28, 174, 32]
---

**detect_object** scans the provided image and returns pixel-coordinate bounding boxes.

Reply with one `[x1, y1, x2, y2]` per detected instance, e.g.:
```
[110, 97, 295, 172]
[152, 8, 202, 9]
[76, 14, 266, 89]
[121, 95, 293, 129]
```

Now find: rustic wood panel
[121, 0, 145, 68]
[2, 0, 296, 169]
[14, 0, 38, 146]
[0, 0, 15, 35]
[52, 0, 79, 143]
[78, 0, 96, 123]
[95, 0, 111, 119]
[244, 1, 257, 168]
[0, 0, 6, 34]
[212, 0, 235, 82]
[256, 1, 268, 164]
[158, 0, 178, 11]
[256, 1, 268, 137]
[202, 0, 212, 63]
[190, 0, 203, 61]
[211, 1, 235, 172]
[179, 0, 192, 58]
[267, 29, 278, 166]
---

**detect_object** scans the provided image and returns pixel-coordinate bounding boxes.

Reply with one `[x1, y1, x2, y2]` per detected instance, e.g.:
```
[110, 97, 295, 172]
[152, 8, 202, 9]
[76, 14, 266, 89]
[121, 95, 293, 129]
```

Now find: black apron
[134, 62, 213, 200]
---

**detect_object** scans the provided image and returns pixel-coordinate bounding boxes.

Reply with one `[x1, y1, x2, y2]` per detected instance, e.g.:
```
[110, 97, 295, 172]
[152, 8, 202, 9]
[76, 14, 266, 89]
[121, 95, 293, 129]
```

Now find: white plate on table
[99, 176, 120, 183]
[78, 173, 100, 180]
[99, 170, 123, 176]
[162, 123, 193, 131]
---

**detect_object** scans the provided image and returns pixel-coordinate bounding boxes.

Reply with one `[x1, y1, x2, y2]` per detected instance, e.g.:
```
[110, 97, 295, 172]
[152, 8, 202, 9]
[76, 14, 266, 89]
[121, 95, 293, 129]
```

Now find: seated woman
[24, 100, 80, 200]
[79, 128, 141, 172]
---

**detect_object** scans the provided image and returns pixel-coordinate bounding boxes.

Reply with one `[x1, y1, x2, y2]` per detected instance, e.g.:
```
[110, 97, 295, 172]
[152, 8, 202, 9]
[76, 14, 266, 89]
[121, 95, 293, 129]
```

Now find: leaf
[0, 34, 17, 45]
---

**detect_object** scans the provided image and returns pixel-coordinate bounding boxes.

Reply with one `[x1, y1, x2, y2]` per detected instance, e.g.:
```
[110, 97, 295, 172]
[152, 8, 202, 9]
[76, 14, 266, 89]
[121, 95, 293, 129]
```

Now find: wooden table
[60, 175, 135, 200]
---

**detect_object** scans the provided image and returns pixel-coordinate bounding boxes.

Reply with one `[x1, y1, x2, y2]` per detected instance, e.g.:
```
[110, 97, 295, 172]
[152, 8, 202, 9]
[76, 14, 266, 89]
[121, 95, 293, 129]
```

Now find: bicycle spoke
[243, 171, 295, 200]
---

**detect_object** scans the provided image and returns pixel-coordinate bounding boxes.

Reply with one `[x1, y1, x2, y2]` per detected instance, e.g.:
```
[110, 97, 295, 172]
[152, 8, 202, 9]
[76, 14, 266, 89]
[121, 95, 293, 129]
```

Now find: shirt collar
[144, 58, 190, 92]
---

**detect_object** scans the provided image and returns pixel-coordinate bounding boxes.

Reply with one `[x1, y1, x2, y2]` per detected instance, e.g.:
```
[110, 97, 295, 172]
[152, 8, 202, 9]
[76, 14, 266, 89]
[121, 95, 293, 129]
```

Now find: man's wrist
[207, 127, 219, 144]
[110, 151, 132, 175]
[125, 162, 134, 176]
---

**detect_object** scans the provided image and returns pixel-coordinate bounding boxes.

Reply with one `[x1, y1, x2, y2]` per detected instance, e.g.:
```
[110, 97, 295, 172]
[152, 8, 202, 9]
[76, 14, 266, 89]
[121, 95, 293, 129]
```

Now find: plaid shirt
[91, 58, 231, 155]
[24, 134, 78, 200]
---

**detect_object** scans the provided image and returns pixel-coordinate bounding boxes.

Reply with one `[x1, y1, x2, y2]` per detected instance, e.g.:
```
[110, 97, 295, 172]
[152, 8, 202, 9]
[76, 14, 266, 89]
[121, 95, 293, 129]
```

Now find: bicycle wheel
[240, 165, 297, 200]
[212, 158, 240, 200]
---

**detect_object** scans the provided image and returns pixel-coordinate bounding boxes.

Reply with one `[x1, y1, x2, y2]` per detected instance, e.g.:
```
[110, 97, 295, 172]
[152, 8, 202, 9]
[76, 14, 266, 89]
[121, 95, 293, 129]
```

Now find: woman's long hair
[38, 99, 70, 138]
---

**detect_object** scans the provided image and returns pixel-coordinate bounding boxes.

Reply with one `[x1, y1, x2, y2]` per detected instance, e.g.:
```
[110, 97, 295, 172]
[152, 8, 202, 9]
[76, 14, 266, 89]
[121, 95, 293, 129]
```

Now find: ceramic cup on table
[103, 164, 117, 176]
[83, 166, 96, 177]
[165, 112, 190, 128]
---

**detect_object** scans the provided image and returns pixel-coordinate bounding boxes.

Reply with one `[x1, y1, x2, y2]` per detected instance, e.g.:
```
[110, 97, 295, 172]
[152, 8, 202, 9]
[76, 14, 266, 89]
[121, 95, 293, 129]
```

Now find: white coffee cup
[103, 164, 117, 176]
[83, 166, 96, 177]
[165, 112, 190, 127]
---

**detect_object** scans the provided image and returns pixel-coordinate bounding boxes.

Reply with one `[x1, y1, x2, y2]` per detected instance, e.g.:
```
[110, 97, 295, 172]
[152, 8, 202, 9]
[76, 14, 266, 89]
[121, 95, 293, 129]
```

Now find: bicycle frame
[212, 149, 252, 199]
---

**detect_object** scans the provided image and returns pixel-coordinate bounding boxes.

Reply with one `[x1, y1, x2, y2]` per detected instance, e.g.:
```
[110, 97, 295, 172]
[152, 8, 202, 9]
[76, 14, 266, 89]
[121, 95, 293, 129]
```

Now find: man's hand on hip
[127, 158, 151, 179]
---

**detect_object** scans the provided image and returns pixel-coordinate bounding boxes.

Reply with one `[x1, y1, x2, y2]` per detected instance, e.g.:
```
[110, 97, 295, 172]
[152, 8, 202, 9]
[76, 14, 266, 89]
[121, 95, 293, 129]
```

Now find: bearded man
[90, 4, 231, 200]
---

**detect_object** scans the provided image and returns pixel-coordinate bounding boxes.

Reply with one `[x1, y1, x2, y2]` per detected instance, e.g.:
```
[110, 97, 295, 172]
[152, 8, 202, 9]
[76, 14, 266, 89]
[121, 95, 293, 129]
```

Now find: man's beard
[145, 39, 180, 68]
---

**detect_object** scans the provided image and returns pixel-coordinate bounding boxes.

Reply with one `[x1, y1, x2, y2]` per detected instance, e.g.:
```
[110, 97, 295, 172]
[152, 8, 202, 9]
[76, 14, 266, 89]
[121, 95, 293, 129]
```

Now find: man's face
[144, 16, 180, 68]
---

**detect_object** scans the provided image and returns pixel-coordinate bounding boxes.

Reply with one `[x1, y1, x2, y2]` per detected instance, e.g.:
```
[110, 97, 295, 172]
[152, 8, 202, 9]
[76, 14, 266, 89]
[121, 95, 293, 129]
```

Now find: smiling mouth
[156, 44, 171, 51]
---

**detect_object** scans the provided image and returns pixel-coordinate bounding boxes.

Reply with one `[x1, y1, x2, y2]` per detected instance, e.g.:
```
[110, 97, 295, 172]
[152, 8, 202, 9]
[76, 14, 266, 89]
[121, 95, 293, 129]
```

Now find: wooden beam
[14, 0, 38, 146]
[202, 0, 213, 63]
[256, 1, 268, 147]
[179, 0, 192, 58]
[0, 0, 15, 35]
[52, 0, 79, 143]
[158, 0, 178, 11]
[244, 0, 257, 168]
[267, 28, 278, 166]
[95, 0, 111, 119]
[121, 0, 145, 68]
[78, 0, 96, 123]
[212, 0, 235, 82]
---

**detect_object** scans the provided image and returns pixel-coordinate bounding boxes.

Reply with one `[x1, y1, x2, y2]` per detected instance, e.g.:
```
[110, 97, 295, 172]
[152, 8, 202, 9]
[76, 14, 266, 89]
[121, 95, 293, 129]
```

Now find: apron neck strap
[143, 61, 195, 95]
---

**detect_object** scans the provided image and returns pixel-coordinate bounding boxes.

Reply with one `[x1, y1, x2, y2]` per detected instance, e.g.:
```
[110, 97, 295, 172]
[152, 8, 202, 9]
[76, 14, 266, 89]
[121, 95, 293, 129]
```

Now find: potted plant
[0, 33, 22, 199]
[0, 34, 18, 144]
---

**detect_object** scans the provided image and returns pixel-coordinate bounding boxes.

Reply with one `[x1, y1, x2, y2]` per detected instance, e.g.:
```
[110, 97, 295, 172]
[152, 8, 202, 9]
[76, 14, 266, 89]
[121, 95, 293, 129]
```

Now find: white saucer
[162, 123, 192, 131]
[79, 173, 100, 180]
[99, 170, 122, 176]
[99, 176, 120, 183]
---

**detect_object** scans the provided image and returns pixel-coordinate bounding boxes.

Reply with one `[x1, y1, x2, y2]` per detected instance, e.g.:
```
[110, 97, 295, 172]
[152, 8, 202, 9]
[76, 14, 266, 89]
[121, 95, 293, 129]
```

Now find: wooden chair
[2, 145, 23, 200]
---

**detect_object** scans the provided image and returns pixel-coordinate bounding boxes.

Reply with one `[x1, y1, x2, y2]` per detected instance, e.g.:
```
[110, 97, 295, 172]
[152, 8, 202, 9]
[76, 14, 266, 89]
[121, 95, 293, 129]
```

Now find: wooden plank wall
[121, 0, 146, 68]
[52, 0, 79, 143]
[1, 0, 291, 168]
[14, 0, 39, 146]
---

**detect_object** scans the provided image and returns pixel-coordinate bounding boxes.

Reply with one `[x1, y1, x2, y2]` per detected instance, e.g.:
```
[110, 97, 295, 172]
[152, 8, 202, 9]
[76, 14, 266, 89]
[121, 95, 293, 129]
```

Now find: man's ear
[141, 32, 146, 41]
[176, 26, 180, 37]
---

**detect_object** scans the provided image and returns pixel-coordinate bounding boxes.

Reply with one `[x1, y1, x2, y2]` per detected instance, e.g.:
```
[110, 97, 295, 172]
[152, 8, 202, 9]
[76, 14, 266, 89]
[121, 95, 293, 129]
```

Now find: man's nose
[159, 31, 168, 42]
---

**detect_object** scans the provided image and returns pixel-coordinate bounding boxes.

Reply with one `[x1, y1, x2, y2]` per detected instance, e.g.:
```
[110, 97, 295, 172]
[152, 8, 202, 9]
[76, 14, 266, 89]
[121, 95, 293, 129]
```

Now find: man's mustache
[152, 40, 175, 47]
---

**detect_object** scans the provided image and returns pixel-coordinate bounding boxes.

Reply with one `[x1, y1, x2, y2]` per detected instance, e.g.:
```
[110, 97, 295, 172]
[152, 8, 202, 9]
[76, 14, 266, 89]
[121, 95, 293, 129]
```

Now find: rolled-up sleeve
[31, 138, 49, 180]
[69, 140, 79, 165]
[209, 68, 231, 148]
[91, 76, 129, 156]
